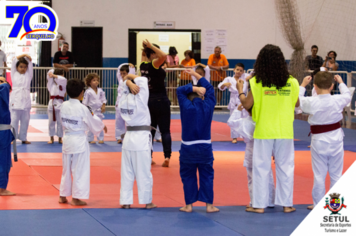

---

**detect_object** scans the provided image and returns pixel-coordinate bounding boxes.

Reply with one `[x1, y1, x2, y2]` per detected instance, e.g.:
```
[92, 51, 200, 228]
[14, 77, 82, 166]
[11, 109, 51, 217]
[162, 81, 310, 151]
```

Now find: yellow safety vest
[249, 75, 299, 139]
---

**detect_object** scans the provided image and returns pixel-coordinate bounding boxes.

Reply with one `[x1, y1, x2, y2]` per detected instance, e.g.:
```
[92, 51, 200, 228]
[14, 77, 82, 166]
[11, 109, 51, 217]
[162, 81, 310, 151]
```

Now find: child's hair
[169, 46, 178, 56]
[54, 68, 64, 76]
[143, 44, 160, 59]
[85, 73, 100, 87]
[16, 58, 28, 68]
[187, 92, 200, 101]
[184, 50, 194, 59]
[195, 65, 205, 76]
[234, 63, 245, 69]
[120, 65, 129, 73]
[66, 79, 85, 98]
[314, 71, 334, 89]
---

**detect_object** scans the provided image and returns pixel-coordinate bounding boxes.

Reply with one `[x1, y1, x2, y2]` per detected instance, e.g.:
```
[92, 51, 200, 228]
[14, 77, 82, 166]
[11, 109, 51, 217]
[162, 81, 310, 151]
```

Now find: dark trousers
[0, 145, 11, 189]
[148, 96, 172, 159]
[180, 161, 214, 205]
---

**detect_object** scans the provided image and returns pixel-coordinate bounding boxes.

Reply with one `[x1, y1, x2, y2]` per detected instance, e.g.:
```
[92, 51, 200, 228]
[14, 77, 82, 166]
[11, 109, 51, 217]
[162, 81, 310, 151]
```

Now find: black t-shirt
[53, 51, 74, 65]
[140, 61, 167, 99]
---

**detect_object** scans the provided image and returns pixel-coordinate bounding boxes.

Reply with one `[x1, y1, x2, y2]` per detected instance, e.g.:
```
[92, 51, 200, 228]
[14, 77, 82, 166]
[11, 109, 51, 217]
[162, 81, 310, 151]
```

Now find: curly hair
[254, 44, 290, 90]
[85, 73, 99, 87]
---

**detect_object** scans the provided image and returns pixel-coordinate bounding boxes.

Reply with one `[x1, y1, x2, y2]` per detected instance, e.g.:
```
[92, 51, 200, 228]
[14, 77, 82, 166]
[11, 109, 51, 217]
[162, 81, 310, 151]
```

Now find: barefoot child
[115, 63, 135, 144]
[177, 69, 219, 213]
[10, 54, 33, 144]
[0, 80, 16, 196]
[298, 73, 351, 210]
[47, 69, 67, 144]
[83, 73, 107, 144]
[227, 104, 275, 209]
[59, 79, 107, 206]
[119, 74, 156, 209]
[219, 63, 251, 143]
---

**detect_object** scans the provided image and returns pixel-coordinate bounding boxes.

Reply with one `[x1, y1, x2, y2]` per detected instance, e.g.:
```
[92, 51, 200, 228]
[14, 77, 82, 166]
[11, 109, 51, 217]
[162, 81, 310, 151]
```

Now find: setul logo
[324, 192, 347, 215]
[1, 1, 58, 41]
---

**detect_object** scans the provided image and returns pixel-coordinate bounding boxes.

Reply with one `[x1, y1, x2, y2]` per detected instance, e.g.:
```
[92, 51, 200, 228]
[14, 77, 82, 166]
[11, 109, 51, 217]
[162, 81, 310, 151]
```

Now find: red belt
[50, 96, 64, 122]
[309, 122, 341, 136]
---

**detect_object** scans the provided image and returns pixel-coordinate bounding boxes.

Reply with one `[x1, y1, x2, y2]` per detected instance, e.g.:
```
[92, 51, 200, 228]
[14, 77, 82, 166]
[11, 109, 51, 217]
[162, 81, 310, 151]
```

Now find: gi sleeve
[177, 83, 194, 110]
[100, 89, 107, 104]
[47, 69, 54, 93]
[218, 77, 229, 91]
[298, 86, 315, 115]
[134, 77, 149, 104]
[83, 107, 105, 136]
[204, 66, 211, 82]
[334, 83, 352, 108]
[82, 90, 90, 106]
[25, 58, 33, 80]
[227, 110, 253, 142]
[198, 77, 216, 107]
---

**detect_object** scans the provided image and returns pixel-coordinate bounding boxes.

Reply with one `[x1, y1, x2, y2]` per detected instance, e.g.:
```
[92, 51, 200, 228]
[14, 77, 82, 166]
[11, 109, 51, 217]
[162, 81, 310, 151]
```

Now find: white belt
[181, 139, 211, 145]
[65, 131, 86, 136]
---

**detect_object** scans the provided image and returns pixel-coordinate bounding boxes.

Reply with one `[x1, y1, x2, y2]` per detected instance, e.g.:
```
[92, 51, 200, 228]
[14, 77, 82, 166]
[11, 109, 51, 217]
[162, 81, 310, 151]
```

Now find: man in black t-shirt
[53, 42, 74, 72]
[305, 45, 323, 70]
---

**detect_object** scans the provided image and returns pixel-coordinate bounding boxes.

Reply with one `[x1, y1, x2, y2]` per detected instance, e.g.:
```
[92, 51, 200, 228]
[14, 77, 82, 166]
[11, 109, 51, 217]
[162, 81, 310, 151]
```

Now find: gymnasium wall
[52, 0, 355, 71]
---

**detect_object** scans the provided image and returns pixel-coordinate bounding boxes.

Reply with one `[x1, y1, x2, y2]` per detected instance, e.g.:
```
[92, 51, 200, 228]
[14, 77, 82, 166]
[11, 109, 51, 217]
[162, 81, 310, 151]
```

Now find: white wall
[52, 0, 356, 61]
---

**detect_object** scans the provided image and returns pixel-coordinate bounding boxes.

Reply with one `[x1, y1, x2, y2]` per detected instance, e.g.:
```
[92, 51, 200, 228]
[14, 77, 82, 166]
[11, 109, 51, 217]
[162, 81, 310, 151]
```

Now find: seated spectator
[322, 51, 339, 71]
[305, 45, 323, 70]
[180, 50, 196, 85]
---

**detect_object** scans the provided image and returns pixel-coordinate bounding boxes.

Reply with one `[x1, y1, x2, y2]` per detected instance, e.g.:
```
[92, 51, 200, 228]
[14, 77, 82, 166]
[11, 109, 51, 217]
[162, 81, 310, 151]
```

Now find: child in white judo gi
[83, 73, 107, 144]
[227, 104, 275, 209]
[298, 72, 351, 210]
[219, 63, 252, 143]
[59, 79, 107, 206]
[10, 54, 33, 144]
[119, 74, 156, 209]
[192, 63, 210, 85]
[47, 69, 67, 144]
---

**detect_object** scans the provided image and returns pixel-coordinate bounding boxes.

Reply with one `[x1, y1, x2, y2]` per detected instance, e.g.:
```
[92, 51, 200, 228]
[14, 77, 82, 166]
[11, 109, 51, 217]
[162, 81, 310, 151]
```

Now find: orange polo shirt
[207, 54, 229, 81]
[180, 58, 196, 81]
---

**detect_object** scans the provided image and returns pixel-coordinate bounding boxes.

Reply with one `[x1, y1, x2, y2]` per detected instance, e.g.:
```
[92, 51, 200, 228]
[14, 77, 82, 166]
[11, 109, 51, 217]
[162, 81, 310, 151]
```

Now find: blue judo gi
[0, 83, 14, 189]
[177, 77, 216, 205]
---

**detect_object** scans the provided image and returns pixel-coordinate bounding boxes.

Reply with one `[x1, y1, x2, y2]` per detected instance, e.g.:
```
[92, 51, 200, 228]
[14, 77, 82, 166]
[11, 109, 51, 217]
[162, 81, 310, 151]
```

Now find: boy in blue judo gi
[0, 77, 16, 196]
[177, 69, 219, 213]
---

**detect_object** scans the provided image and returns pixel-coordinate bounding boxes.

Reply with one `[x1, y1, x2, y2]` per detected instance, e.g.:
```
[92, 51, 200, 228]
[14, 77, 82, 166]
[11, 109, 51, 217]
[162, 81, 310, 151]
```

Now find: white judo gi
[59, 99, 105, 199]
[227, 109, 275, 206]
[115, 64, 136, 141]
[219, 75, 249, 138]
[119, 77, 153, 205]
[83, 87, 107, 141]
[47, 69, 67, 138]
[10, 57, 33, 141]
[299, 84, 351, 206]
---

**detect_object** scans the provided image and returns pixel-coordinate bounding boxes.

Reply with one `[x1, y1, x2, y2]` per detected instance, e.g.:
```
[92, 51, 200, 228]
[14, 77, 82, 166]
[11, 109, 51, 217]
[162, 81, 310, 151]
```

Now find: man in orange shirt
[208, 46, 229, 105]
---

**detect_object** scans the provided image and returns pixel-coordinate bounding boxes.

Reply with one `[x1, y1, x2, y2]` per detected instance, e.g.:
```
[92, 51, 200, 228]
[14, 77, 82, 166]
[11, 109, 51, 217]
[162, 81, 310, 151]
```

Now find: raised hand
[301, 76, 312, 87]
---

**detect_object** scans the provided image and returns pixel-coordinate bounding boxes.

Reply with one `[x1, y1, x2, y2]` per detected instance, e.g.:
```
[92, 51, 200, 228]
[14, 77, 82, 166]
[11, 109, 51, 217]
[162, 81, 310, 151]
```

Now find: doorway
[72, 27, 103, 67]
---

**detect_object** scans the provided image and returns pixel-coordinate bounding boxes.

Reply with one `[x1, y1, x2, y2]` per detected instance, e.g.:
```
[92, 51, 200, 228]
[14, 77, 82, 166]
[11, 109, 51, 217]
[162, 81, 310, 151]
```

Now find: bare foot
[89, 141, 96, 144]
[48, 137, 54, 144]
[58, 138, 63, 144]
[307, 205, 314, 210]
[246, 207, 264, 213]
[155, 139, 162, 143]
[146, 203, 157, 209]
[162, 158, 170, 167]
[246, 204, 251, 208]
[0, 188, 16, 196]
[284, 207, 296, 213]
[121, 205, 130, 209]
[58, 196, 68, 204]
[232, 138, 237, 144]
[98, 140, 104, 144]
[151, 160, 156, 165]
[179, 204, 193, 212]
[70, 198, 87, 206]
[22, 141, 31, 144]
[206, 204, 220, 213]
[117, 140, 122, 144]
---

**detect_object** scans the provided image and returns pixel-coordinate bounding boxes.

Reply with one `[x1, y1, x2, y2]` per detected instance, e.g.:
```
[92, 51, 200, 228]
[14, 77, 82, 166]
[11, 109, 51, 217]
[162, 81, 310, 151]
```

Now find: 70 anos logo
[5, 4, 58, 41]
